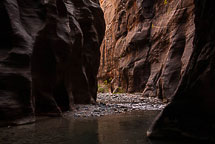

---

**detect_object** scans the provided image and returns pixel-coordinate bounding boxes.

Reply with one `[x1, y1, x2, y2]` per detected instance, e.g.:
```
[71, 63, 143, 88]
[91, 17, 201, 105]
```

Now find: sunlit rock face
[0, 0, 105, 124]
[99, 0, 195, 98]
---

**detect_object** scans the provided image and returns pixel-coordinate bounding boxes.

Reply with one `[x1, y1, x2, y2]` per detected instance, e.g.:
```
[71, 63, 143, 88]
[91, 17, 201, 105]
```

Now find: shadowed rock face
[148, 0, 215, 141]
[99, 0, 195, 97]
[0, 0, 105, 124]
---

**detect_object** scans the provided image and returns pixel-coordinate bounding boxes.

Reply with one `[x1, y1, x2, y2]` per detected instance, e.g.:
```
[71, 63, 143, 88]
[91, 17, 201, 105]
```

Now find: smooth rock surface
[0, 0, 105, 124]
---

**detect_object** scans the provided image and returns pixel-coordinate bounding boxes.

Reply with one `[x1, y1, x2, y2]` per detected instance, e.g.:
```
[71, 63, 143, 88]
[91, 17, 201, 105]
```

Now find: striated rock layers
[99, 0, 195, 98]
[100, 0, 215, 141]
[0, 0, 105, 125]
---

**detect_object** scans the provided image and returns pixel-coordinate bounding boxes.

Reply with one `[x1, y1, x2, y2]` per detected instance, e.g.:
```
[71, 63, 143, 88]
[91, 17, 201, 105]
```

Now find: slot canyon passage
[0, 0, 215, 144]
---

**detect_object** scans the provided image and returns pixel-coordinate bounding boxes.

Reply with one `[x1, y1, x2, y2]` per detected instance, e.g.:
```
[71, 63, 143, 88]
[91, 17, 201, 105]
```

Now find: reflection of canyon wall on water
[0, 0, 105, 125]
[100, 0, 215, 141]
[98, 111, 159, 143]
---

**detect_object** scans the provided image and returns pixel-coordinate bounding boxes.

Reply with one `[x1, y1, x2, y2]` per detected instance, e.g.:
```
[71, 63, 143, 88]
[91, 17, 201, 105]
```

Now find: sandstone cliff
[0, 0, 105, 125]
[148, 0, 215, 141]
[99, 0, 195, 99]
[100, 0, 215, 141]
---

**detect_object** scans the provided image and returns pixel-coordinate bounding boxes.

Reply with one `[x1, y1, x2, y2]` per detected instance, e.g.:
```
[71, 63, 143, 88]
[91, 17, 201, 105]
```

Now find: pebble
[65, 93, 167, 118]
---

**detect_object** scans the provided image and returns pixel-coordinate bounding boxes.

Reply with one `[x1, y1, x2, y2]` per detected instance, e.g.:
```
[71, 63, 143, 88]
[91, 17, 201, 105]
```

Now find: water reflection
[97, 111, 158, 144]
[0, 111, 197, 144]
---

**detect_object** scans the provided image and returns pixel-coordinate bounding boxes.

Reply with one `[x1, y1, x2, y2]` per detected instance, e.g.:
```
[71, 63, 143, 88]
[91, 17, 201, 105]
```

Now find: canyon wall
[148, 0, 215, 141]
[100, 0, 215, 141]
[99, 0, 195, 99]
[0, 0, 105, 125]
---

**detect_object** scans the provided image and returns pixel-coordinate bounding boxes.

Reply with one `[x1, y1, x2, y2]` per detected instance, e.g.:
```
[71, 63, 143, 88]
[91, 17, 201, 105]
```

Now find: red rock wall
[100, 0, 215, 141]
[99, 0, 195, 99]
[0, 0, 105, 125]
[148, 0, 215, 141]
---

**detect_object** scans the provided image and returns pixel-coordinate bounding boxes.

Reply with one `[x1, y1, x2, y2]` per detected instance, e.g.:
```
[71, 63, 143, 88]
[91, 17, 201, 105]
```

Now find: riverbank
[0, 93, 166, 127]
[65, 93, 166, 117]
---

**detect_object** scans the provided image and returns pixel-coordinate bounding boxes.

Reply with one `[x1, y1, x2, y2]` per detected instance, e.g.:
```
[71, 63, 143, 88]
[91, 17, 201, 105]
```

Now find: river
[0, 110, 197, 144]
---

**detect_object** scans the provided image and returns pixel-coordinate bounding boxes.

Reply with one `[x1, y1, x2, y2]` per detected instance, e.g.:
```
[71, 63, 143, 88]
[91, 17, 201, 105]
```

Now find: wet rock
[0, 0, 105, 125]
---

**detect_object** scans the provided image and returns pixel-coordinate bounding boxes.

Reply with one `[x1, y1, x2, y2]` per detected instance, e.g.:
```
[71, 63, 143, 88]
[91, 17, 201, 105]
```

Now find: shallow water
[0, 111, 196, 144]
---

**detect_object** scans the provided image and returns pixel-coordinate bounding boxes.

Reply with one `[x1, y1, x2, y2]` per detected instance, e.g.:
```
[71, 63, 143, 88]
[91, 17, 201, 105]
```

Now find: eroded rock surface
[148, 0, 215, 141]
[0, 0, 105, 125]
[99, 0, 215, 141]
[99, 0, 195, 99]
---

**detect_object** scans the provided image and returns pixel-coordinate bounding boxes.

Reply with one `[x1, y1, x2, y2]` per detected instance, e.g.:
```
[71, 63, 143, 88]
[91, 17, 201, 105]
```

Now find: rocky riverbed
[65, 93, 167, 117]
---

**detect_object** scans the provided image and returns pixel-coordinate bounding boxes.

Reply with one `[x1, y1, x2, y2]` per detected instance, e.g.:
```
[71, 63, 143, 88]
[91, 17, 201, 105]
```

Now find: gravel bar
[64, 93, 167, 118]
